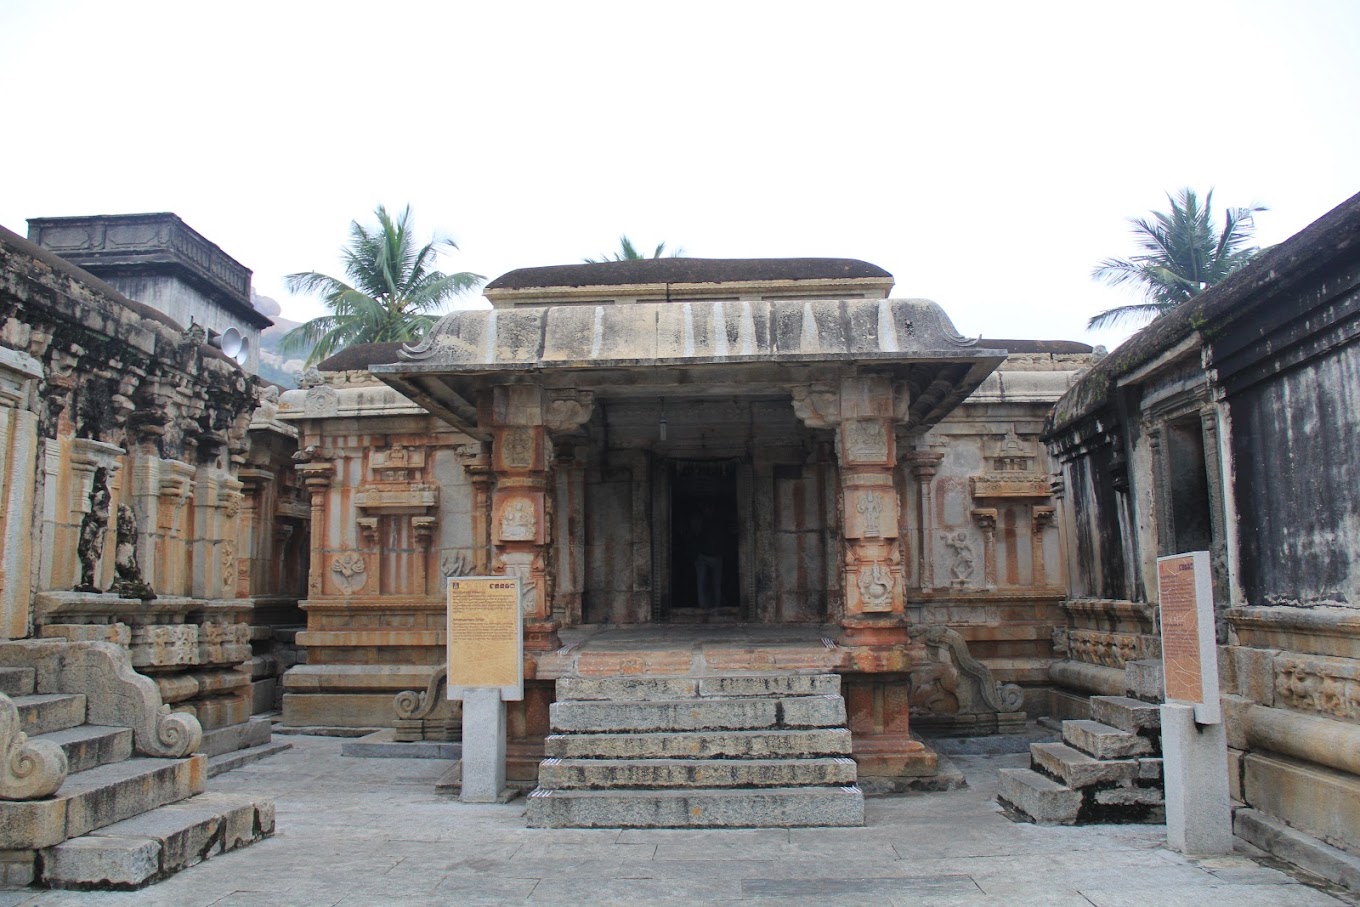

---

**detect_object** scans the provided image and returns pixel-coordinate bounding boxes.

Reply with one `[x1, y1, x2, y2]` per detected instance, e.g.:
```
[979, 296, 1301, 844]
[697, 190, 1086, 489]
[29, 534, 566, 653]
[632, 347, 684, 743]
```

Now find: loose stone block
[1030, 742, 1137, 788]
[1090, 695, 1161, 734]
[1062, 719, 1153, 759]
[996, 768, 1081, 825]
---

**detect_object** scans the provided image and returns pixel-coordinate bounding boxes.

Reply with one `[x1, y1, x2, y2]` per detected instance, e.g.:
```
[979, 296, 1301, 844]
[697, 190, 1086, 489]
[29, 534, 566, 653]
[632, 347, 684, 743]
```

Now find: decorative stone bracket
[392, 665, 457, 743]
[0, 693, 67, 800]
[909, 625, 1025, 715]
[0, 640, 201, 757]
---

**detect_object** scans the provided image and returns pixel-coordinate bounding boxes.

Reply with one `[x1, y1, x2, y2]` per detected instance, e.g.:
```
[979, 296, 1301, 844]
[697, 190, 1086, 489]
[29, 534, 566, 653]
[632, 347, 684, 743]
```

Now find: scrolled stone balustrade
[0, 693, 67, 800]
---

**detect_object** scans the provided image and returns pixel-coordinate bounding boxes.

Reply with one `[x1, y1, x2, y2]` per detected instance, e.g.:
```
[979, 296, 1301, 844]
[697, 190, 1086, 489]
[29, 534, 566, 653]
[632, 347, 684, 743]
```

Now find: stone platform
[531, 624, 845, 680]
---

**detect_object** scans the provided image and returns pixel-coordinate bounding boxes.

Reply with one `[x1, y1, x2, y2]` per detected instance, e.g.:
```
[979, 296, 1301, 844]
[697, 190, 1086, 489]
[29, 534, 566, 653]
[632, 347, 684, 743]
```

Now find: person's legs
[696, 554, 722, 608]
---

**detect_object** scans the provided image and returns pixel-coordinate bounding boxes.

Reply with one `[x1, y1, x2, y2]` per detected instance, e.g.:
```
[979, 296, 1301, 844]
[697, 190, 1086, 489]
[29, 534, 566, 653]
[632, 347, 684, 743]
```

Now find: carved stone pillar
[971, 507, 998, 590]
[794, 376, 910, 646]
[905, 451, 944, 592]
[487, 385, 556, 651]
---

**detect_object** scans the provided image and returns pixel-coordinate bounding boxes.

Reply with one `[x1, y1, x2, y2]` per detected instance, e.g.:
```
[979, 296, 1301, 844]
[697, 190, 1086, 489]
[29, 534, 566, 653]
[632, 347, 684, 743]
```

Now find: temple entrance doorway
[667, 460, 741, 622]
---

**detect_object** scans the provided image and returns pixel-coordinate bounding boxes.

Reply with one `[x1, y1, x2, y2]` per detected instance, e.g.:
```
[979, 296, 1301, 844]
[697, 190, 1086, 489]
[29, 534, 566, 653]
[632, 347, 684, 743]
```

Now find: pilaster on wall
[0, 348, 43, 639]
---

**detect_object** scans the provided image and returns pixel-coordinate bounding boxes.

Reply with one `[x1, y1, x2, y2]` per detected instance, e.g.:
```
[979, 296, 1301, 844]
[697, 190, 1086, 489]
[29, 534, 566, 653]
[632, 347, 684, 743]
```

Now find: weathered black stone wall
[1213, 259, 1360, 606]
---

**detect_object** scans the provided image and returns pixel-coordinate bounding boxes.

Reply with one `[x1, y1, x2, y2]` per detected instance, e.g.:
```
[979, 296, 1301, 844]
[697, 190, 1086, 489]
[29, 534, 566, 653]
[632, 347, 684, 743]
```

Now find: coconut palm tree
[1088, 189, 1266, 330]
[281, 205, 483, 366]
[584, 234, 685, 263]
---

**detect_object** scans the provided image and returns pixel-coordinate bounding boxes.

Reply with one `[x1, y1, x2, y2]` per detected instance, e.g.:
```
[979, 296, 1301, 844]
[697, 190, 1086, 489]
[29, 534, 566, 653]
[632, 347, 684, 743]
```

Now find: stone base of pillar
[852, 734, 940, 779]
[838, 614, 911, 647]
[523, 619, 562, 652]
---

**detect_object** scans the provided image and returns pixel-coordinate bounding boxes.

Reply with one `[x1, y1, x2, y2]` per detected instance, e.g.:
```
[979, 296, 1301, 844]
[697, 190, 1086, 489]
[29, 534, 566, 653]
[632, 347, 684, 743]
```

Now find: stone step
[207, 740, 293, 778]
[1090, 696, 1161, 734]
[997, 767, 1081, 825]
[545, 727, 854, 760]
[1030, 742, 1136, 788]
[0, 666, 36, 697]
[557, 673, 839, 702]
[550, 695, 845, 733]
[1062, 719, 1154, 759]
[0, 754, 205, 850]
[39, 725, 134, 774]
[526, 785, 865, 828]
[538, 756, 857, 790]
[13, 693, 86, 736]
[40, 792, 274, 890]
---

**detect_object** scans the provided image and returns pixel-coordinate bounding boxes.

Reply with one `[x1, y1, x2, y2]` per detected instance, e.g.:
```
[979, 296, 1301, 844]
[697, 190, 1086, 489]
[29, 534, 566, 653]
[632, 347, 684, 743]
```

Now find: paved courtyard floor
[4, 735, 1355, 907]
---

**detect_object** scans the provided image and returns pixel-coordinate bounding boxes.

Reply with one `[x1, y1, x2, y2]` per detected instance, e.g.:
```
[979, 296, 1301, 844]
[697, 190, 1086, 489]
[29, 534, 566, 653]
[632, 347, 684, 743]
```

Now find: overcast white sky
[2, 1, 1358, 351]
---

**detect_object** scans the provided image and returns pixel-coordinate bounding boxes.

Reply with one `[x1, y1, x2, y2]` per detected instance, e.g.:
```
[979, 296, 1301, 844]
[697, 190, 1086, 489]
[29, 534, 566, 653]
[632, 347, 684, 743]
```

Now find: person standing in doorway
[691, 502, 724, 609]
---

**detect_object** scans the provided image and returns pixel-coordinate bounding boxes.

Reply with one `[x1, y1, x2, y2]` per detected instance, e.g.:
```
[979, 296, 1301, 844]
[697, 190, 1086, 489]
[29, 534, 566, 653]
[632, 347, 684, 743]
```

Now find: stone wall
[276, 368, 476, 730]
[0, 224, 295, 746]
[1044, 191, 1360, 866]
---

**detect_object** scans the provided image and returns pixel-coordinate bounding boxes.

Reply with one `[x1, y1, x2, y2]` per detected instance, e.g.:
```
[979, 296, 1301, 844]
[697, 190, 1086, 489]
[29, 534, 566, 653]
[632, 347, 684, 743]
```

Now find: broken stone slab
[526, 784, 865, 828]
[996, 767, 1081, 825]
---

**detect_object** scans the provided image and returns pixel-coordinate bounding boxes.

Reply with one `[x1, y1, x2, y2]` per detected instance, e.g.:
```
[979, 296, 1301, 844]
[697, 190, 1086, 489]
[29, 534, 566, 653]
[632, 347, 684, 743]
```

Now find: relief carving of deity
[845, 420, 889, 463]
[856, 491, 883, 537]
[943, 531, 976, 586]
[502, 428, 534, 469]
[500, 499, 536, 541]
[857, 562, 894, 610]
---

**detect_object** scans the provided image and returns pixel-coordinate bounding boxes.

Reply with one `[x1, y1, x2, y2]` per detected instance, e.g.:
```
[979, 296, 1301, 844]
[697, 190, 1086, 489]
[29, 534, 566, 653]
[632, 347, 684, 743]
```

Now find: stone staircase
[527, 673, 864, 828]
[0, 644, 273, 890]
[997, 695, 1164, 825]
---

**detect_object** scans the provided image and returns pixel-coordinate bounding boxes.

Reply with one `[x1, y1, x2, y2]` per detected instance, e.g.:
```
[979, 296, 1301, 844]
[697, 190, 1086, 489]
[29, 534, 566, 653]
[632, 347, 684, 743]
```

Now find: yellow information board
[447, 576, 523, 701]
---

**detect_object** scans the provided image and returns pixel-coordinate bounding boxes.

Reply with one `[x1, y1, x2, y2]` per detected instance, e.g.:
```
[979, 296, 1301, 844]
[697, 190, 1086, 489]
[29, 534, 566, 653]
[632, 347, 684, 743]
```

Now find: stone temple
[0, 193, 1357, 890]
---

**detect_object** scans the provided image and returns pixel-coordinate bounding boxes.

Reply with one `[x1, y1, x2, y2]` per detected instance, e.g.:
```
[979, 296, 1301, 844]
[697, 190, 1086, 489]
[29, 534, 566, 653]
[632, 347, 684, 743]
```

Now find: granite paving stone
[1, 734, 1350, 907]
